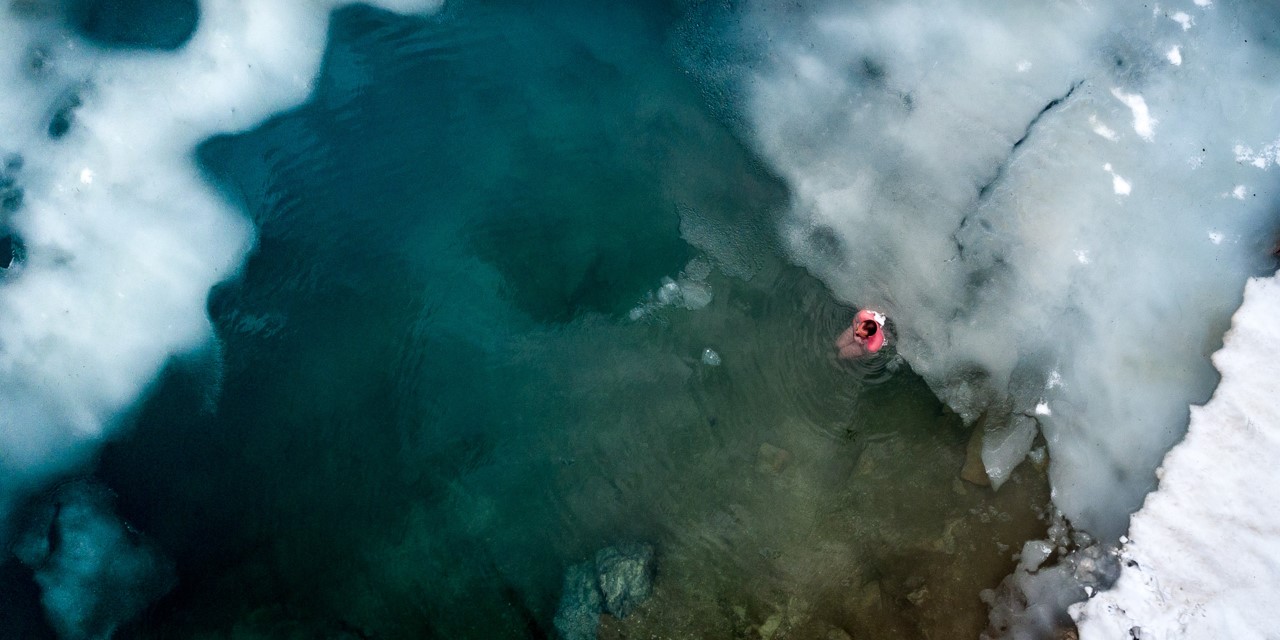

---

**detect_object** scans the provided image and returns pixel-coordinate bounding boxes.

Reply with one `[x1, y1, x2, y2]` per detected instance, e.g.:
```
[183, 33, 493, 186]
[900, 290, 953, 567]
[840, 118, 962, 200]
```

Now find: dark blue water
[5, 2, 1051, 638]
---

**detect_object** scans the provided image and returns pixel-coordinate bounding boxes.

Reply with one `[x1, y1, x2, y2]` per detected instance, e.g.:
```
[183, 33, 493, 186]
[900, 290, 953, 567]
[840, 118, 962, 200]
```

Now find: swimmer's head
[857, 319, 878, 338]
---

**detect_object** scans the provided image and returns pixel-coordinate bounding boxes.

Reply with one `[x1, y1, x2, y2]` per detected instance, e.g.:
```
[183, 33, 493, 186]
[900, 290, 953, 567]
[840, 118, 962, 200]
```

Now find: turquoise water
[9, 1, 1051, 638]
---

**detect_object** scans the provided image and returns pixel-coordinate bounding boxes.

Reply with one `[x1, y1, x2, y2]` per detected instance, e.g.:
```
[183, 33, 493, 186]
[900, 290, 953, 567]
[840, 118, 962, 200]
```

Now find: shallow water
[4, 1, 1053, 638]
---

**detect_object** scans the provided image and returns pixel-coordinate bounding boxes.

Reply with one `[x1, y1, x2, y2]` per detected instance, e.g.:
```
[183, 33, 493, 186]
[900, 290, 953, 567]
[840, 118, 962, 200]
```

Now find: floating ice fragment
[701, 348, 721, 366]
[632, 259, 716, 317]
[1110, 89, 1157, 140]
[1232, 185, 1247, 199]
[1035, 402, 1052, 416]
[1020, 540, 1055, 572]
[656, 278, 681, 305]
[1170, 11, 1193, 30]
[1166, 46, 1182, 66]
[680, 281, 713, 310]
[1208, 231, 1223, 244]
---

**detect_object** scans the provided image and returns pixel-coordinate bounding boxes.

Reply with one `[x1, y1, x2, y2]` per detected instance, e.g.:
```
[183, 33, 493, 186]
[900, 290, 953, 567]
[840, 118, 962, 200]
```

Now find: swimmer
[835, 309, 886, 359]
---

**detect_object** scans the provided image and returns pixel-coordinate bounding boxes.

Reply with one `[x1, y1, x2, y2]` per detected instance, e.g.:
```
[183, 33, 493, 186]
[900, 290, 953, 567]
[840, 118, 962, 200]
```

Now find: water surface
[77, 2, 1052, 638]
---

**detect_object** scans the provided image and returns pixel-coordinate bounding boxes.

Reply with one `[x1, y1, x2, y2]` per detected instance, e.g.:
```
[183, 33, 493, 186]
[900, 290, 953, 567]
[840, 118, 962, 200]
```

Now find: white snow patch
[1110, 88, 1157, 140]
[1171, 11, 1193, 30]
[1166, 45, 1182, 65]
[1103, 163, 1131, 195]
[1088, 114, 1118, 141]
[1234, 140, 1280, 169]
[1112, 174, 1131, 195]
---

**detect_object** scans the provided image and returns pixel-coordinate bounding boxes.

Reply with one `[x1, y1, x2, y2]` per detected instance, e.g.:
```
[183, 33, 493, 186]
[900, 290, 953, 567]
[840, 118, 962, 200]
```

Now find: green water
[80, 1, 1052, 638]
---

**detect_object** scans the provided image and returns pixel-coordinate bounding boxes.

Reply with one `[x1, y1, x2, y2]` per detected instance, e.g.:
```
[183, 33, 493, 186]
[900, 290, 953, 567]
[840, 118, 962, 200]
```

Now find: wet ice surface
[1074, 274, 1280, 639]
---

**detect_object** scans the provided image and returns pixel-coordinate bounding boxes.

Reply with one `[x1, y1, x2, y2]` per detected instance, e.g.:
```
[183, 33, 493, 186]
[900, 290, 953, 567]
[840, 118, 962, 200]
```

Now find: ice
[0, 0, 441, 534]
[722, 0, 1280, 540]
[13, 481, 175, 640]
[1073, 273, 1280, 638]
[701, 348, 722, 366]
[628, 258, 717, 319]
[981, 511, 1121, 638]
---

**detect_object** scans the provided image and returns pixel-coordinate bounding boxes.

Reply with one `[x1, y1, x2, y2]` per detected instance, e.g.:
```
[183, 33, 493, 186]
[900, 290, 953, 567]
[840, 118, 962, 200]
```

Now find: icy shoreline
[0, 0, 441, 526]
[1073, 272, 1280, 638]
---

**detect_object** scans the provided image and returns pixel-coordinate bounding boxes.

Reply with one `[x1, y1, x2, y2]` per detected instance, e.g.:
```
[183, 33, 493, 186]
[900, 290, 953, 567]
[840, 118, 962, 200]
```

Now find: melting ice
[708, 0, 1280, 541]
[0, 0, 439, 634]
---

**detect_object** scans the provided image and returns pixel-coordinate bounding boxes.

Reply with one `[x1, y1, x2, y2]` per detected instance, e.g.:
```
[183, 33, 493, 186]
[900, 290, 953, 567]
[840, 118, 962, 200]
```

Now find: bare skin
[835, 319, 879, 359]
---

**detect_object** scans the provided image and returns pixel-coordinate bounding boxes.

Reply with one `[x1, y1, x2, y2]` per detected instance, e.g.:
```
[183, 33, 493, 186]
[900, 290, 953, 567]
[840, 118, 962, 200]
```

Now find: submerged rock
[961, 427, 991, 487]
[554, 562, 603, 640]
[555, 542, 657, 639]
[13, 480, 176, 640]
[595, 542, 656, 618]
[758, 613, 784, 639]
[756, 442, 792, 476]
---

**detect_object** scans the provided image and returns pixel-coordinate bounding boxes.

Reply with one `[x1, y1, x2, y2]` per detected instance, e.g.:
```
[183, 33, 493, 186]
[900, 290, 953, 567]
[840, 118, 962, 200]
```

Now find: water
[4, 1, 1054, 638]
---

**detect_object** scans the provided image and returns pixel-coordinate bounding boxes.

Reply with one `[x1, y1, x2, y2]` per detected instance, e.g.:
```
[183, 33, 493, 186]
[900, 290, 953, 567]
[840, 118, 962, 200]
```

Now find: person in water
[835, 309, 886, 359]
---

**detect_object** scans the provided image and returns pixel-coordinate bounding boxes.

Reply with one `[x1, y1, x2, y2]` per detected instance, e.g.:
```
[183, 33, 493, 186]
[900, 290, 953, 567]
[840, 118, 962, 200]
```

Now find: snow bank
[728, 0, 1280, 538]
[0, 0, 440, 535]
[1073, 273, 1280, 639]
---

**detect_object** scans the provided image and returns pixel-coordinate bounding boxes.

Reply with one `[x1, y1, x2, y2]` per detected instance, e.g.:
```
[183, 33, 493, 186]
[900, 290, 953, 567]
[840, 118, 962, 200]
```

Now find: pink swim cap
[854, 309, 887, 353]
